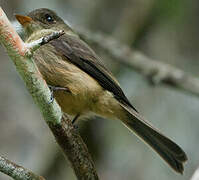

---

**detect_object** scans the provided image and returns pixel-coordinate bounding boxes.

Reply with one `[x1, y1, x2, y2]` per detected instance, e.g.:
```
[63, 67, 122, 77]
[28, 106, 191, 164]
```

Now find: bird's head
[15, 8, 73, 38]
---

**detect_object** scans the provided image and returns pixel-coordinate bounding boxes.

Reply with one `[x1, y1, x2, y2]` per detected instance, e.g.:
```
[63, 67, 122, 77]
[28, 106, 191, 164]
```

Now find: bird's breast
[32, 44, 104, 115]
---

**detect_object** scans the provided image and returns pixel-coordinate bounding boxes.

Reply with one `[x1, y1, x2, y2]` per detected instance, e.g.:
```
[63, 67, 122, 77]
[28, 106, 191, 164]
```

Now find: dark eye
[45, 14, 54, 22]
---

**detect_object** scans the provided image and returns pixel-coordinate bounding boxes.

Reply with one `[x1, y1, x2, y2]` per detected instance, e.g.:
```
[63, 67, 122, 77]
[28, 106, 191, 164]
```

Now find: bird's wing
[50, 35, 137, 112]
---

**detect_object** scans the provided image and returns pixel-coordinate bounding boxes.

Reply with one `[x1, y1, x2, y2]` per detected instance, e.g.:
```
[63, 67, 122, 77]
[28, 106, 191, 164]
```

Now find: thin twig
[26, 30, 65, 54]
[0, 7, 99, 180]
[0, 156, 45, 180]
[78, 28, 199, 97]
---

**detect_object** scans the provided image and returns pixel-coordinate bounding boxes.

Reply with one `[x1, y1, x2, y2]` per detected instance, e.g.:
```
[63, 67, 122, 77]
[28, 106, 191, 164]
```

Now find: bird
[15, 8, 187, 174]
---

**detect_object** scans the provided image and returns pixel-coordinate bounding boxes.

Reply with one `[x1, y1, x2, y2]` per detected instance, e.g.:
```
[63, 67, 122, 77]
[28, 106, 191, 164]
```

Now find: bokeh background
[0, 0, 199, 180]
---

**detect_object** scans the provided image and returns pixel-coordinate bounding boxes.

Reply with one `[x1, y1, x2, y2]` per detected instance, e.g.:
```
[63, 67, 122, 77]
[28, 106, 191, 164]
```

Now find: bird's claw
[48, 85, 70, 104]
[73, 124, 79, 129]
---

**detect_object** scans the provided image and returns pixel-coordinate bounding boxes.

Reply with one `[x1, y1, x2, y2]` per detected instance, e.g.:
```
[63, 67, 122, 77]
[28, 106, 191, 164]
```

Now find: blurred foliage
[154, 0, 186, 21]
[0, 0, 199, 180]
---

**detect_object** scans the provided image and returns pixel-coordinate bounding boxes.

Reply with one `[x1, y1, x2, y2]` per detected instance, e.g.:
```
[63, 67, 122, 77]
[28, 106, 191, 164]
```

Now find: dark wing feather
[50, 35, 137, 112]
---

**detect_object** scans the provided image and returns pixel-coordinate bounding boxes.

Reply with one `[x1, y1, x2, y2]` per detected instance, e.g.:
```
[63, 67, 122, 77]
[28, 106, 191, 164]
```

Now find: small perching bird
[15, 8, 187, 174]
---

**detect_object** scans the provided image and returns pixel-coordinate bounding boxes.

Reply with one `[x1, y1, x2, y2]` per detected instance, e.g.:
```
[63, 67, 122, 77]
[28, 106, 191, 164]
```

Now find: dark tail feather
[120, 103, 187, 174]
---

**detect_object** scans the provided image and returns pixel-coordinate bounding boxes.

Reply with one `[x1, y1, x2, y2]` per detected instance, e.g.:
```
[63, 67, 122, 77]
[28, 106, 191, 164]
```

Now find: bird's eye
[45, 14, 54, 22]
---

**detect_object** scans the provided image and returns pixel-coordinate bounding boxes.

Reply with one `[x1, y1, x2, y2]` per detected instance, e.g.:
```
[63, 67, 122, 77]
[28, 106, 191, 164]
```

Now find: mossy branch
[0, 156, 45, 180]
[0, 7, 98, 180]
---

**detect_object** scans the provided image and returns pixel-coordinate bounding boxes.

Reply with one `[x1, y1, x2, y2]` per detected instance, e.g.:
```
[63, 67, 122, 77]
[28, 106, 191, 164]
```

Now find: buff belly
[53, 89, 95, 116]
[53, 87, 124, 120]
[32, 44, 124, 119]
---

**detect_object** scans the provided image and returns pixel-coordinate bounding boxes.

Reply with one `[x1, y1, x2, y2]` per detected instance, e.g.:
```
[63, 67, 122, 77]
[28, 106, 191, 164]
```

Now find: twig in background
[78, 28, 199, 97]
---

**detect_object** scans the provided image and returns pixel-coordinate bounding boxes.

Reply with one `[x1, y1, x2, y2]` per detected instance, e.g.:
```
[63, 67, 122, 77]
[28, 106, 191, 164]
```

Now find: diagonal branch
[0, 7, 99, 180]
[0, 156, 45, 180]
[78, 28, 199, 97]
[191, 166, 199, 180]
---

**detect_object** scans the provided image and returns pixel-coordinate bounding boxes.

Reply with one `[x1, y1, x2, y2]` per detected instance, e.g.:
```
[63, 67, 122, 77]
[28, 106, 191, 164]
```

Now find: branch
[0, 7, 99, 180]
[78, 28, 199, 97]
[48, 115, 99, 179]
[0, 156, 45, 180]
[191, 167, 199, 180]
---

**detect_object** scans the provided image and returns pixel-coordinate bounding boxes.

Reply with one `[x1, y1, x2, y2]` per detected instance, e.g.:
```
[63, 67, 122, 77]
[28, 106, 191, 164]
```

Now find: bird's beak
[15, 14, 33, 26]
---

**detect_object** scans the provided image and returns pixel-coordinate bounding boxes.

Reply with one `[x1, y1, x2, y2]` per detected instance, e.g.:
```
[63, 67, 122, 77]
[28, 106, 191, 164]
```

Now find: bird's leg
[48, 85, 70, 104]
[72, 114, 80, 129]
[72, 114, 80, 124]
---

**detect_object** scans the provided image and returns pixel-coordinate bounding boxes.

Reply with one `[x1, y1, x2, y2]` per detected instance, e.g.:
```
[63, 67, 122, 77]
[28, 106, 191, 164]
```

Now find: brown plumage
[16, 8, 187, 174]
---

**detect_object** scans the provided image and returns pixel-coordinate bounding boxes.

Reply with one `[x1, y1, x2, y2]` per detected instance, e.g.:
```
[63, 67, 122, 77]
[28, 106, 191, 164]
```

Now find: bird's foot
[72, 114, 80, 124]
[72, 114, 80, 129]
[48, 85, 70, 104]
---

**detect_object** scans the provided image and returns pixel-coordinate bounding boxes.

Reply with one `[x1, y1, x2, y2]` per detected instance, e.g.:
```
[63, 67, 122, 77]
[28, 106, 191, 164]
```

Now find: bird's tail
[119, 103, 187, 174]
